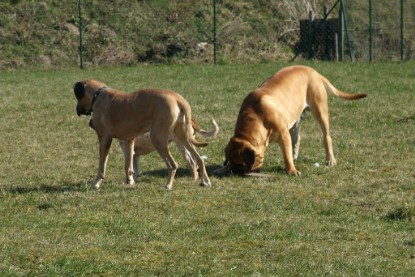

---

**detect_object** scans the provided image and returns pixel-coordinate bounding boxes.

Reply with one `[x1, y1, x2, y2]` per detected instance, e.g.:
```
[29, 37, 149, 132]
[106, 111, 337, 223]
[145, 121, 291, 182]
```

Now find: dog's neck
[91, 86, 107, 107]
[85, 86, 107, 116]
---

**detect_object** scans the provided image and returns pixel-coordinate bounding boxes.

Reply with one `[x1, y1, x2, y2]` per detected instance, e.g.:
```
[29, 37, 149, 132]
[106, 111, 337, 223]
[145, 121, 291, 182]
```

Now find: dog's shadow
[4, 165, 225, 195]
[141, 164, 221, 178]
[398, 115, 415, 123]
[4, 182, 84, 195]
[4, 163, 286, 195]
[142, 164, 287, 178]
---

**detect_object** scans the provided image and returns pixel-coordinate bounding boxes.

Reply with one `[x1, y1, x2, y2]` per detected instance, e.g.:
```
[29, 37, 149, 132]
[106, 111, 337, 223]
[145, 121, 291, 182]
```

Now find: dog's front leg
[93, 135, 113, 189]
[289, 120, 301, 161]
[278, 129, 301, 176]
[123, 139, 136, 186]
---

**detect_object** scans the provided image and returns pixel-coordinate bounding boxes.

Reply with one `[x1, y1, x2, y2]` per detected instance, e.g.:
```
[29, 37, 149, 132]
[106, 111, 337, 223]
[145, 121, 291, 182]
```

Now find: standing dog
[118, 118, 219, 180]
[214, 65, 367, 176]
[73, 79, 211, 189]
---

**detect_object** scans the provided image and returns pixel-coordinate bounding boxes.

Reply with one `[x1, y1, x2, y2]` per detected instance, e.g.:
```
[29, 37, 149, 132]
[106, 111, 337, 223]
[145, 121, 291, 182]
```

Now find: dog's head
[214, 137, 264, 176]
[73, 81, 92, 116]
[73, 80, 106, 116]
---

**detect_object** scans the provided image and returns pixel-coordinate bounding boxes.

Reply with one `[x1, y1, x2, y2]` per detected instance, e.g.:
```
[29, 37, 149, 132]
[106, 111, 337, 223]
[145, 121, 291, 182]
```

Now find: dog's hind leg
[174, 125, 211, 187]
[133, 154, 140, 180]
[308, 92, 336, 166]
[122, 139, 136, 186]
[150, 132, 178, 190]
[174, 140, 198, 181]
[120, 140, 140, 181]
[93, 134, 113, 189]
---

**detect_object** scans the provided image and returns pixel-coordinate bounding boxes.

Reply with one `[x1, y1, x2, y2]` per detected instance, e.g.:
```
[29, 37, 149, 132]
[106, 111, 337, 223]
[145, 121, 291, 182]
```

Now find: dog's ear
[73, 81, 85, 100]
[242, 148, 255, 170]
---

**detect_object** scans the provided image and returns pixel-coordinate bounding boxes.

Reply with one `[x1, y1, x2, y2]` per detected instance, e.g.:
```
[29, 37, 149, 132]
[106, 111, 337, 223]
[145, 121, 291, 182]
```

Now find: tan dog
[73, 79, 211, 189]
[213, 65, 367, 176]
[118, 118, 219, 180]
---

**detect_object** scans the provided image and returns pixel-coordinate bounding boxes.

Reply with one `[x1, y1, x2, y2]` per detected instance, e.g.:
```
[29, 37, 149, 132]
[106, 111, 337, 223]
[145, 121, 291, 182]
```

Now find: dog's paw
[125, 177, 135, 186]
[287, 169, 302, 176]
[92, 179, 103, 189]
[200, 178, 211, 187]
[326, 159, 337, 167]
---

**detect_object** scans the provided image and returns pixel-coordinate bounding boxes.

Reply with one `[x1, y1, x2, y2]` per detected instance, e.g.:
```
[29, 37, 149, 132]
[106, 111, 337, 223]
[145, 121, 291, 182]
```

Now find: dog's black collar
[85, 86, 107, 116]
[91, 86, 107, 107]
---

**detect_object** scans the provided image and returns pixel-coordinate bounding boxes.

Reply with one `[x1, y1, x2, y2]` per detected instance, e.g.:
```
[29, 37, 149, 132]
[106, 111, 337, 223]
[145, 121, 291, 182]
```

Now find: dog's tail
[177, 99, 209, 147]
[191, 118, 219, 138]
[320, 74, 367, 100]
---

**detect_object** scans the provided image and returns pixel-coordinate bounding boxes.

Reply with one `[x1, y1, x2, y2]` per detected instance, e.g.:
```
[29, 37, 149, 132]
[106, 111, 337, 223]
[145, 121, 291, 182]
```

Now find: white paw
[326, 159, 337, 167]
[92, 178, 103, 189]
[287, 169, 302, 176]
[200, 178, 211, 187]
[125, 176, 135, 186]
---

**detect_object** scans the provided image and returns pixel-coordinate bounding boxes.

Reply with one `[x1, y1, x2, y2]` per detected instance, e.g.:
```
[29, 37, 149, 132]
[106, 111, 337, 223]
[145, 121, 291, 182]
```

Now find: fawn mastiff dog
[118, 118, 219, 180]
[213, 65, 367, 176]
[73, 79, 211, 189]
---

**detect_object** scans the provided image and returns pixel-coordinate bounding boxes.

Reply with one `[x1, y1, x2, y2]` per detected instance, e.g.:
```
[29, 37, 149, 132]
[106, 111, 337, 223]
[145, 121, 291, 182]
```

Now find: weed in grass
[384, 206, 415, 222]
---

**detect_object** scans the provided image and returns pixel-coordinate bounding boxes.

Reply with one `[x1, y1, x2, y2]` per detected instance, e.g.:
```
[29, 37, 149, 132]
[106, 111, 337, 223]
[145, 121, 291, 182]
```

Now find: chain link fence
[75, 0, 214, 67]
[76, 0, 415, 67]
[1, 0, 413, 68]
[347, 0, 415, 61]
[285, 0, 415, 62]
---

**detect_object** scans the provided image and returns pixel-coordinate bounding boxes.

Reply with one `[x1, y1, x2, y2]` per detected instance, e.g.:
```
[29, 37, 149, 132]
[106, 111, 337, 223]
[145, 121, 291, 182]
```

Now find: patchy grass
[0, 62, 414, 275]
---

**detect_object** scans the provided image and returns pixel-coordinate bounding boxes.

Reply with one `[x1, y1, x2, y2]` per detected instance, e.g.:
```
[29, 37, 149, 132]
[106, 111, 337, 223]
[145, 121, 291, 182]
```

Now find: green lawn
[0, 62, 414, 276]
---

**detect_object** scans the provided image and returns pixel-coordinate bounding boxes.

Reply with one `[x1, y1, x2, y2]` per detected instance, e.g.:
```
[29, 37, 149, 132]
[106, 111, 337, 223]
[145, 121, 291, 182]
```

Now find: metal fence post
[213, 0, 217, 65]
[340, 0, 353, 61]
[368, 0, 372, 61]
[339, 4, 344, 61]
[308, 11, 314, 59]
[400, 0, 404, 61]
[78, 0, 84, 69]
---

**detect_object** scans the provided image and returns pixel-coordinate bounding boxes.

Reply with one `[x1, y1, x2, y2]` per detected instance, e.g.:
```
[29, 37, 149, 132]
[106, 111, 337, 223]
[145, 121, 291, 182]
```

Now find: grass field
[0, 62, 414, 276]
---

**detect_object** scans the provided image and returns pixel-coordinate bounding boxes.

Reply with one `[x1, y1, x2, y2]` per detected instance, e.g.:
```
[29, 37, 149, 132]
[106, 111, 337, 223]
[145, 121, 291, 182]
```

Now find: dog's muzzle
[214, 160, 260, 177]
[230, 164, 261, 176]
[229, 164, 248, 176]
